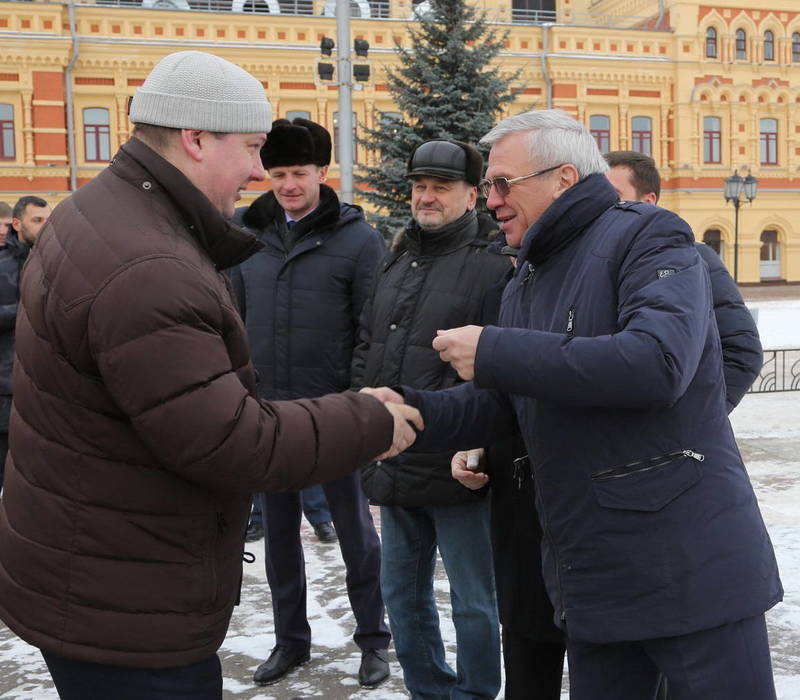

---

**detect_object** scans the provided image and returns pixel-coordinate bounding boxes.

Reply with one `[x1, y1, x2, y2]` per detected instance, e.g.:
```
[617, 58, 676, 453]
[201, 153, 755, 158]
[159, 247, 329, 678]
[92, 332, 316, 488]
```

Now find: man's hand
[360, 386, 405, 404]
[432, 325, 483, 381]
[451, 449, 489, 490]
[377, 402, 424, 459]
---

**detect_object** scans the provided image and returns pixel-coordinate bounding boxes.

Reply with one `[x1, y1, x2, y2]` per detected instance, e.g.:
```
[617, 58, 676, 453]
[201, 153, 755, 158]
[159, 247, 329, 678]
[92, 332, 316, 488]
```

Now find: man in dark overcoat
[365, 108, 782, 700]
[230, 118, 391, 689]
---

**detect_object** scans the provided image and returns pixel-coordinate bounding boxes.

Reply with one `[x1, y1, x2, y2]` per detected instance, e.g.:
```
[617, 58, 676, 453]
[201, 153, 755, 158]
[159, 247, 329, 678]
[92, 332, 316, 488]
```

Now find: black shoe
[253, 645, 311, 685]
[313, 521, 338, 543]
[358, 648, 389, 688]
[245, 521, 263, 543]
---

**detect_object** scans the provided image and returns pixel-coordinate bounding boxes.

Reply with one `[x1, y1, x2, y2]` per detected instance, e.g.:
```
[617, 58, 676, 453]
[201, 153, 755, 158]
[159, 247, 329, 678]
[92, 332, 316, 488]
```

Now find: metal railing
[749, 348, 800, 393]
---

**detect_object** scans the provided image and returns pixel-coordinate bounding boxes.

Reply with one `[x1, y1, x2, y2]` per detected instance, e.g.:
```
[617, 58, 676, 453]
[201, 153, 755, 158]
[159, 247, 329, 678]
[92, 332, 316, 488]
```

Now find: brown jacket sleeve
[88, 255, 392, 492]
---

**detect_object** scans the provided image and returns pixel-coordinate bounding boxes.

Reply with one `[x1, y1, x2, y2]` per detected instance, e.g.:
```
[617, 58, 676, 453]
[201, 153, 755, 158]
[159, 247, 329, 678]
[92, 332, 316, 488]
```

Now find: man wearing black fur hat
[351, 139, 510, 699]
[230, 118, 390, 689]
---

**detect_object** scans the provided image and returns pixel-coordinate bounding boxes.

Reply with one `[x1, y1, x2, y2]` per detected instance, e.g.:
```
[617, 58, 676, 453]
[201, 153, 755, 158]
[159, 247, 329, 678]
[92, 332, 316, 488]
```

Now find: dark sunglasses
[478, 163, 566, 198]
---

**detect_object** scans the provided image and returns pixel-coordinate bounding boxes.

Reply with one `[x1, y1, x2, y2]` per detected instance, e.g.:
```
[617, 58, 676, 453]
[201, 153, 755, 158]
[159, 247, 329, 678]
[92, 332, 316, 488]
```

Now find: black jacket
[695, 243, 762, 410]
[230, 185, 385, 400]
[353, 212, 510, 506]
[0, 230, 30, 431]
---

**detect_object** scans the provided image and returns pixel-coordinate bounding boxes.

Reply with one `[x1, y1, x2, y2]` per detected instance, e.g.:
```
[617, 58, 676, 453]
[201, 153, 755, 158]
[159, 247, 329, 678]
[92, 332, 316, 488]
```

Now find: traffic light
[353, 64, 370, 82]
[320, 36, 334, 56]
[317, 62, 335, 81]
[354, 38, 369, 57]
[353, 38, 369, 82]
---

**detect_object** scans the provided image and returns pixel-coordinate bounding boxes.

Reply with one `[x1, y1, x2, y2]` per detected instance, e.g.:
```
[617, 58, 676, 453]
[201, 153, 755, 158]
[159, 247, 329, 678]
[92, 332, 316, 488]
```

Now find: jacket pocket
[591, 450, 704, 512]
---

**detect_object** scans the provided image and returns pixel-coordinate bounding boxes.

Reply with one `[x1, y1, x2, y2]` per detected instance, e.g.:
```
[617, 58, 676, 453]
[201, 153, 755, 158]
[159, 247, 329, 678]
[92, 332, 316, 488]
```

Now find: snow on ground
[0, 393, 798, 699]
[747, 298, 800, 349]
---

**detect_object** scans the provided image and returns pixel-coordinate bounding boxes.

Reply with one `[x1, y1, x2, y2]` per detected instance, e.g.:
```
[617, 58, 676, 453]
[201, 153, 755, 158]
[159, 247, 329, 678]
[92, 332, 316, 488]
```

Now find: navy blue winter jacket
[402, 174, 782, 644]
[230, 186, 385, 400]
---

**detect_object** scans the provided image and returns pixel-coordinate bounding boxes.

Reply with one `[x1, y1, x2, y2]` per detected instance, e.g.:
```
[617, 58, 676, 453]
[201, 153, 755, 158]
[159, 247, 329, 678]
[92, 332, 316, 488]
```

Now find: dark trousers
[502, 627, 565, 700]
[250, 484, 332, 528]
[41, 650, 222, 700]
[259, 470, 390, 651]
[567, 614, 778, 700]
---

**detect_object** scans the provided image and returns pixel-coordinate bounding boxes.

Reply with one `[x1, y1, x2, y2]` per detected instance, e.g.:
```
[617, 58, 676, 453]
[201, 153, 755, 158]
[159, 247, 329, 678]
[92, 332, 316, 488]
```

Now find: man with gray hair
[366, 109, 781, 700]
[0, 50, 420, 700]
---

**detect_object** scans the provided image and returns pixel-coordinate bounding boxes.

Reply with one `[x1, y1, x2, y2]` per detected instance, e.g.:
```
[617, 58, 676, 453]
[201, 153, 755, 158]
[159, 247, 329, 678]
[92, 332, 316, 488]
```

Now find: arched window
[703, 229, 723, 257]
[703, 116, 721, 163]
[735, 29, 747, 60]
[792, 32, 800, 62]
[764, 30, 775, 61]
[589, 115, 611, 153]
[83, 107, 110, 163]
[631, 116, 652, 156]
[760, 118, 778, 165]
[705, 27, 718, 58]
[0, 103, 14, 160]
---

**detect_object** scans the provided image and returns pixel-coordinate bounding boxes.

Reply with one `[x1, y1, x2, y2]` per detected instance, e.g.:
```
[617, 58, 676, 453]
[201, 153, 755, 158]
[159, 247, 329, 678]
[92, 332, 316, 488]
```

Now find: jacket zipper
[592, 449, 705, 482]
[566, 308, 574, 334]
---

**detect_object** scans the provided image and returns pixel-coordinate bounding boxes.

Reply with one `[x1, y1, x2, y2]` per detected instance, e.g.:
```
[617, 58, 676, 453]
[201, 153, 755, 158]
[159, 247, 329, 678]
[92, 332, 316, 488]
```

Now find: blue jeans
[380, 500, 500, 700]
[249, 485, 332, 527]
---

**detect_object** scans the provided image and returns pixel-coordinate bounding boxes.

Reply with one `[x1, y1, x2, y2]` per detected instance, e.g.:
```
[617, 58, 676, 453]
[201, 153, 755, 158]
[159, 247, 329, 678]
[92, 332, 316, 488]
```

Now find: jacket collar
[519, 173, 619, 268]
[242, 184, 342, 238]
[110, 138, 263, 270]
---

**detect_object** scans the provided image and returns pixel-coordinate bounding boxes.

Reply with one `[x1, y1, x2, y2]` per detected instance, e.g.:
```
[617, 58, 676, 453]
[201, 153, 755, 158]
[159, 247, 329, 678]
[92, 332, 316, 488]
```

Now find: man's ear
[179, 129, 205, 163]
[466, 185, 478, 211]
[552, 164, 580, 200]
[643, 192, 658, 205]
[10, 218, 21, 234]
[318, 164, 330, 182]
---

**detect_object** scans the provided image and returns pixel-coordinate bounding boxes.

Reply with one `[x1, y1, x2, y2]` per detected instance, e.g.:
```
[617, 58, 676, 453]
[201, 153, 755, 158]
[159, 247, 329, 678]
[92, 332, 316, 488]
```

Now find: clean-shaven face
[268, 164, 328, 220]
[484, 131, 562, 248]
[200, 132, 267, 218]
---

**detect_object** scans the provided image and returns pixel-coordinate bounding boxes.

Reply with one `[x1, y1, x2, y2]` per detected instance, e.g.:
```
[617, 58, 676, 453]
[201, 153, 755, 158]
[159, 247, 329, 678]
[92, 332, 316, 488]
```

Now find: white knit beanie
[130, 51, 272, 133]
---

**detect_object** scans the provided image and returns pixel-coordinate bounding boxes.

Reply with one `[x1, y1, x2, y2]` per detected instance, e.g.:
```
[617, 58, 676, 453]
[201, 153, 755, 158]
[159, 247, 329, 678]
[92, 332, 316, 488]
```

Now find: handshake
[359, 386, 421, 460]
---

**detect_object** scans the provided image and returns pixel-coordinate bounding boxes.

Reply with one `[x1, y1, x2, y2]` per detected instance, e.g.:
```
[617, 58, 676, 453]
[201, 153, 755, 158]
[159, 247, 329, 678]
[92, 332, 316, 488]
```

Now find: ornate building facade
[1, 0, 798, 282]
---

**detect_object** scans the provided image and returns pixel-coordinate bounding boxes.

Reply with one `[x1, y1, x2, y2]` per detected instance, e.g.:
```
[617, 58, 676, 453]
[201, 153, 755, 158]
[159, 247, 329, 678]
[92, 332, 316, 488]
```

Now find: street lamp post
[723, 170, 758, 283]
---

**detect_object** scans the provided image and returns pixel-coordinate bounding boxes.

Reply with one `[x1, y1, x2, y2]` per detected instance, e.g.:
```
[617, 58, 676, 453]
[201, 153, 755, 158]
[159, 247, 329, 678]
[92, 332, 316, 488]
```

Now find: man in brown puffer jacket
[0, 50, 420, 700]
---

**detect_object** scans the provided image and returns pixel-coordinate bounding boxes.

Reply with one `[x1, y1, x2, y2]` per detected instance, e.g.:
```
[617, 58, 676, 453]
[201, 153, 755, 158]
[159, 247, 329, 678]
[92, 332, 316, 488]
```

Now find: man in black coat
[605, 150, 762, 411]
[230, 118, 391, 689]
[352, 139, 510, 700]
[0, 195, 49, 489]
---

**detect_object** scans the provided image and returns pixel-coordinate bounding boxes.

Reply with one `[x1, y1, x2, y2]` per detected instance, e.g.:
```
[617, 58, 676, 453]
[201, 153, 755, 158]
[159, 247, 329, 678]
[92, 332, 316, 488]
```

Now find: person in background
[231, 117, 391, 690]
[352, 139, 509, 700]
[0, 196, 48, 490]
[0, 201, 12, 247]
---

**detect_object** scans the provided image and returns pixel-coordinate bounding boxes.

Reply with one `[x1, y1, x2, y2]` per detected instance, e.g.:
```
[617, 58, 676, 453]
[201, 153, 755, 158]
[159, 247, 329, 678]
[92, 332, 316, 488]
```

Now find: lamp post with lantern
[723, 170, 758, 283]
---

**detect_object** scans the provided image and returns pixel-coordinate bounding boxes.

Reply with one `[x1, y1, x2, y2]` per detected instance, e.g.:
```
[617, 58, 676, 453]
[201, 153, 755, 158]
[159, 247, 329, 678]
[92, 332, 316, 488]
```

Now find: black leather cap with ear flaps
[406, 139, 483, 186]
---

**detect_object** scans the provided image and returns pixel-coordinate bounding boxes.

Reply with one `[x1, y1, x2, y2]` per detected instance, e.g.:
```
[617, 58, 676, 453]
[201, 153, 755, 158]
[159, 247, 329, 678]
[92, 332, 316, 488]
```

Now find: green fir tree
[357, 0, 520, 237]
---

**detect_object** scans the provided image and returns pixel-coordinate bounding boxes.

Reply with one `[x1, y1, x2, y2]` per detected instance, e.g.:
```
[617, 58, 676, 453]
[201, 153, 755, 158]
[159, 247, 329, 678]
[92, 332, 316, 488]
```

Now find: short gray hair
[480, 109, 608, 179]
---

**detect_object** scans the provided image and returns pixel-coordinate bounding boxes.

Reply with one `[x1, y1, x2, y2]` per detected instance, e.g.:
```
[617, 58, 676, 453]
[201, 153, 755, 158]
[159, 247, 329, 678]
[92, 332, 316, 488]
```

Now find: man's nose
[251, 156, 266, 182]
[485, 186, 502, 211]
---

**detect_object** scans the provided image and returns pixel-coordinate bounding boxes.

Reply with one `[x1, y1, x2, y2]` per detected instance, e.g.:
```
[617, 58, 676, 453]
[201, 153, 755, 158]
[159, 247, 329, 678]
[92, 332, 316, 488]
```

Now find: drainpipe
[657, 0, 665, 29]
[541, 22, 553, 109]
[65, 2, 80, 191]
